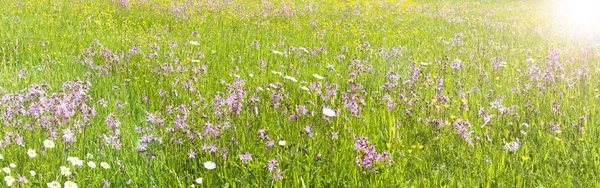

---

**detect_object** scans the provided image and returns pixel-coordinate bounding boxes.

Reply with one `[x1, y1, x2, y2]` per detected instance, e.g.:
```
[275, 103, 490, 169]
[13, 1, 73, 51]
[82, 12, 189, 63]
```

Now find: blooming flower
[189, 41, 199, 46]
[239, 152, 253, 163]
[87, 161, 96, 168]
[195, 178, 203, 184]
[278, 140, 286, 146]
[313, 74, 325, 80]
[27, 149, 37, 158]
[47, 181, 61, 188]
[9, 164, 15, 168]
[2, 167, 10, 174]
[4, 176, 14, 186]
[64, 181, 78, 188]
[60, 166, 71, 176]
[322, 107, 336, 117]
[100, 162, 110, 169]
[29, 170, 36, 176]
[44, 140, 55, 148]
[203, 161, 216, 170]
[283, 76, 298, 82]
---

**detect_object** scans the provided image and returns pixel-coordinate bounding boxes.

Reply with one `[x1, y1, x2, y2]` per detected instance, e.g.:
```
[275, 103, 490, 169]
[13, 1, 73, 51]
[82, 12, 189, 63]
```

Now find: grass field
[1, 0, 600, 187]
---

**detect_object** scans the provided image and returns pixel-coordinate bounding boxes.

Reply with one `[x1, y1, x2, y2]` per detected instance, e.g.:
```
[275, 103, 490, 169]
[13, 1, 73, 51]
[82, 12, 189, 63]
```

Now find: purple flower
[239, 152, 253, 163]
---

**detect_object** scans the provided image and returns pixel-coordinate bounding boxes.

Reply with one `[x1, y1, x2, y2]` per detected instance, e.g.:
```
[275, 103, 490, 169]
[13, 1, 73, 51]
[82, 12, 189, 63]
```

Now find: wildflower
[283, 76, 298, 82]
[47, 181, 61, 188]
[87, 161, 96, 168]
[100, 162, 110, 169]
[2, 167, 10, 174]
[272, 50, 283, 55]
[64, 181, 78, 188]
[9, 164, 15, 168]
[300, 86, 310, 91]
[322, 107, 336, 117]
[278, 140, 286, 146]
[313, 74, 324, 80]
[189, 41, 199, 45]
[195, 178, 203, 184]
[60, 166, 71, 176]
[27, 149, 37, 158]
[29, 171, 35, 176]
[239, 152, 253, 163]
[4, 176, 14, 186]
[204, 161, 216, 170]
[43, 140, 55, 148]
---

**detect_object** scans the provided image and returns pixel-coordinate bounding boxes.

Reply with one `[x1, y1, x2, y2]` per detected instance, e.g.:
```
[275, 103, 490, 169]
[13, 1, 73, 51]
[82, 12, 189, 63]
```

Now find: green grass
[1, 0, 600, 187]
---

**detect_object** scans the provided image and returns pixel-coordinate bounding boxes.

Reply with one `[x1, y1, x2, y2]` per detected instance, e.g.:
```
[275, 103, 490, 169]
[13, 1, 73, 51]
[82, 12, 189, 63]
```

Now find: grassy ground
[1, 0, 600, 187]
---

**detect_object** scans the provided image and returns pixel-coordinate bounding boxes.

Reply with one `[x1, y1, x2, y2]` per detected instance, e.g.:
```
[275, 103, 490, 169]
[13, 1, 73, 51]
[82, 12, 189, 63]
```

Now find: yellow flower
[386, 143, 392, 149]
[521, 156, 530, 161]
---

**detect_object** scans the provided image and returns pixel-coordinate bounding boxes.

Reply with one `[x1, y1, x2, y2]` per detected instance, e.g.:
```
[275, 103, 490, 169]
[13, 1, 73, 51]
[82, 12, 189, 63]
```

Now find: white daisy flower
[4, 176, 14, 186]
[100, 162, 110, 169]
[87, 161, 96, 168]
[2, 167, 10, 174]
[27, 149, 37, 158]
[278, 140, 286, 146]
[195, 177, 203, 184]
[47, 181, 61, 188]
[60, 166, 71, 176]
[30, 170, 36, 176]
[322, 107, 337, 117]
[204, 161, 216, 170]
[43, 140, 55, 148]
[64, 181, 78, 188]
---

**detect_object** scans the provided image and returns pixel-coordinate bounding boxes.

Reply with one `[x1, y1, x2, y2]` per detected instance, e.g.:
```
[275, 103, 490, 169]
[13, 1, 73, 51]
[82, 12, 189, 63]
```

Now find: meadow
[1, 0, 600, 187]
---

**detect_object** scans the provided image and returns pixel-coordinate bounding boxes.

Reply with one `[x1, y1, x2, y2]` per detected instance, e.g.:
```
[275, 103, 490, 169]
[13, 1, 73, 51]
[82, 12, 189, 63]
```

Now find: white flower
[272, 50, 283, 55]
[27, 149, 37, 158]
[44, 140, 55, 148]
[64, 181, 78, 188]
[249, 74, 254, 78]
[100, 162, 110, 169]
[278, 140, 286, 146]
[195, 177, 203, 184]
[4, 176, 14, 186]
[86, 153, 93, 159]
[203, 161, 216, 170]
[9, 164, 15, 168]
[189, 41, 199, 46]
[271, 71, 283, 76]
[29, 170, 36, 176]
[2, 167, 10, 174]
[47, 181, 61, 188]
[87, 161, 96, 168]
[284, 76, 298, 82]
[322, 107, 337, 117]
[60, 166, 71, 176]
[313, 74, 324, 80]
[300, 86, 310, 91]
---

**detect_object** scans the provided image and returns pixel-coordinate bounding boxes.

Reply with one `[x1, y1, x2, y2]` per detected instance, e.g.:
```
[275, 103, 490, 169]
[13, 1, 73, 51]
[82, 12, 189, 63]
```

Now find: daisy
[278, 140, 286, 146]
[64, 181, 78, 188]
[87, 161, 96, 168]
[283, 76, 298, 82]
[30, 170, 36, 176]
[27, 149, 37, 158]
[2, 167, 10, 174]
[4, 176, 14, 186]
[322, 107, 337, 117]
[195, 177, 203, 184]
[43, 140, 55, 148]
[47, 181, 61, 188]
[60, 166, 71, 176]
[9, 164, 15, 168]
[313, 74, 324, 80]
[203, 161, 216, 170]
[189, 41, 199, 46]
[100, 162, 110, 169]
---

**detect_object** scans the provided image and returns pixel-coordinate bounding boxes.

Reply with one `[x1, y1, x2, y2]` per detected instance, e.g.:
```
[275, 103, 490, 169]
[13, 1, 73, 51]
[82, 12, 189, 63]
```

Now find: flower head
[44, 140, 55, 148]
[47, 181, 61, 188]
[203, 161, 216, 170]
[64, 181, 78, 188]
[27, 149, 37, 158]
